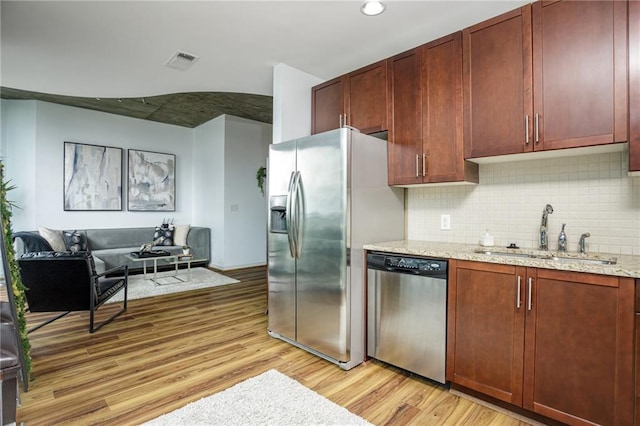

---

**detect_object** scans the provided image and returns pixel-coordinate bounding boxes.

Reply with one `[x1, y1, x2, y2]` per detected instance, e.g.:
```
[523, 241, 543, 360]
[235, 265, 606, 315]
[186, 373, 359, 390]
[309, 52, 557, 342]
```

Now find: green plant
[256, 166, 267, 196]
[0, 161, 31, 375]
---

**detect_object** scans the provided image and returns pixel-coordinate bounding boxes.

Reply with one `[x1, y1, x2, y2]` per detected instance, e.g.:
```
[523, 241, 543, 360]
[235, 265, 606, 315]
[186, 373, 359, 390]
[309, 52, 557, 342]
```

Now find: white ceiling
[1, 1, 529, 99]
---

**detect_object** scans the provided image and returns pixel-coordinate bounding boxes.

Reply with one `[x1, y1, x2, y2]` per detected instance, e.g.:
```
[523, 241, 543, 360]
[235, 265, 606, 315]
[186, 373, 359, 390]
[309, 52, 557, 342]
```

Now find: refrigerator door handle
[285, 171, 297, 258]
[293, 171, 304, 259]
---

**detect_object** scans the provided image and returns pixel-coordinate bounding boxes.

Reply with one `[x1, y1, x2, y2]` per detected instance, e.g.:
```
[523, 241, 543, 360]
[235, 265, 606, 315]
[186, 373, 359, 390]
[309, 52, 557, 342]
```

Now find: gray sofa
[14, 227, 210, 275]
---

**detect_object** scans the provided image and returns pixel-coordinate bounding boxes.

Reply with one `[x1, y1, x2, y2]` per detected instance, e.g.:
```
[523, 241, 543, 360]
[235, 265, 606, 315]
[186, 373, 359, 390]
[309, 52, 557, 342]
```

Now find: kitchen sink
[474, 249, 617, 265]
[474, 250, 534, 259]
[544, 256, 617, 265]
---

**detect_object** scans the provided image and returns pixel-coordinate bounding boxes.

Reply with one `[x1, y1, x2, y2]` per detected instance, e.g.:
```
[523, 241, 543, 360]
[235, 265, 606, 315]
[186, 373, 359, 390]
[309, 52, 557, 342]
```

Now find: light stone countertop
[363, 240, 640, 279]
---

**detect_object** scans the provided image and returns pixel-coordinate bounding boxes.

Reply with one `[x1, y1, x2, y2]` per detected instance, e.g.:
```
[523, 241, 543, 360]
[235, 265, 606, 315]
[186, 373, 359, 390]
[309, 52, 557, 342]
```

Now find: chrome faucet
[539, 204, 554, 250]
[558, 223, 567, 252]
[579, 232, 591, 254]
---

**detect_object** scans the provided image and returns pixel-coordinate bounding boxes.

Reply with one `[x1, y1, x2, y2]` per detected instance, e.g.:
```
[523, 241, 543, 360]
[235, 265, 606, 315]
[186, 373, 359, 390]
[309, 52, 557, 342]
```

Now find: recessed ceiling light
[361, 1, 385, 16]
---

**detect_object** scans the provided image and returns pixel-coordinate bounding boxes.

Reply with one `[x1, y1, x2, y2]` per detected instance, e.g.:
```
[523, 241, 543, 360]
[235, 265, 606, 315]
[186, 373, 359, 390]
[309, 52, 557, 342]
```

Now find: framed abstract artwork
[63, 142, 123, 211]
[128, 149, 176, 211]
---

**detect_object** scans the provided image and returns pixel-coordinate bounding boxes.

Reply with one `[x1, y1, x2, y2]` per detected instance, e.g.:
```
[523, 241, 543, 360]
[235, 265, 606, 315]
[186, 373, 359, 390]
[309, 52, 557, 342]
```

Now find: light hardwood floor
[14, 266, 535, 425]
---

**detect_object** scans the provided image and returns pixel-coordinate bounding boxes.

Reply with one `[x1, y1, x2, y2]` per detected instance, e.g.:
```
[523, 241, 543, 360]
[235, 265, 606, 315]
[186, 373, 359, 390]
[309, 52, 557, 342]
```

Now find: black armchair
[17, 251, 128, 333]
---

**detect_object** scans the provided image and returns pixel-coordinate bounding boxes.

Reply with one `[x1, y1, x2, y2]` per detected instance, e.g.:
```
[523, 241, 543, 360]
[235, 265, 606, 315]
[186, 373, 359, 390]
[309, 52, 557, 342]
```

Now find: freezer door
[267, 141, 297, 340]
[295, 130, 350, 361]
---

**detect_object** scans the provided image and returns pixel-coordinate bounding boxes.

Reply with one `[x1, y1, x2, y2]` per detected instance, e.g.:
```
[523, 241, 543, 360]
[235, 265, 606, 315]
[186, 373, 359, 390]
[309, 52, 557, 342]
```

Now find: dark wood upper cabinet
[388, 32, 478, 186]
[532, 0, 628, 150]
[345, 60, 388, 134]
[463, 6, 532, 159]
[464, 1, 628, 159]
[311, 77, 344, 135]
[630, 0, 640, 172]
[387, 47, 423, 185]
[311, 60, 388, 135]
[449, 260, 635, 426]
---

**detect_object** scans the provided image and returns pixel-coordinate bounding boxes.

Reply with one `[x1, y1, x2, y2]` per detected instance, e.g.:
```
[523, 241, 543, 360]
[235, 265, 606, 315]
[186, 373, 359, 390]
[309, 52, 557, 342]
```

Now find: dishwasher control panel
[367, 252, 447, 277]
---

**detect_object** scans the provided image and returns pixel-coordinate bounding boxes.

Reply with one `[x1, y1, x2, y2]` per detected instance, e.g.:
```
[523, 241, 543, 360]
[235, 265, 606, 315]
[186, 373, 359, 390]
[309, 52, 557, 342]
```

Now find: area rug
[144, 369, 373, 426]
[108, 267, 239, 303]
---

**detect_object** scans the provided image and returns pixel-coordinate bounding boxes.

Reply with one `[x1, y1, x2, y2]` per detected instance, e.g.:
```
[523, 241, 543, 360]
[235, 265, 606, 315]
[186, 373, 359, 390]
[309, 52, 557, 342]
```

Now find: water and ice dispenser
[269, 195, 287, 233]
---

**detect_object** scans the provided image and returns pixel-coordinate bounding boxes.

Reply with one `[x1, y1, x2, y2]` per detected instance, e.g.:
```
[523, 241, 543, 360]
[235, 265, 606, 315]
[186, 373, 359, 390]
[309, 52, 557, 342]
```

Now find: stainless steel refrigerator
[267, 128, 404, 370]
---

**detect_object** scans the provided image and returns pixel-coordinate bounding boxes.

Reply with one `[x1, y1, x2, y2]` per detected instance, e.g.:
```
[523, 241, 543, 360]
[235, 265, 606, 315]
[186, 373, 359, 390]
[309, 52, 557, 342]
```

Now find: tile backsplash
[406, 150, 640, 256]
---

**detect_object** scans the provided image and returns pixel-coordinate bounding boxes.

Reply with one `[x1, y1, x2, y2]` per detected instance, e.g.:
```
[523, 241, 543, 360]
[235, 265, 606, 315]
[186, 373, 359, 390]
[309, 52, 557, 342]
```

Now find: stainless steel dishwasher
[366, 252, 448, 384]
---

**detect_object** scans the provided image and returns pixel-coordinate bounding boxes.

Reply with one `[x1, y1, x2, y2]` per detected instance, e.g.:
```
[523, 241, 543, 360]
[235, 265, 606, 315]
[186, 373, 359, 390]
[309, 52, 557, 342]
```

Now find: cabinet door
[463, 5, 533, 159]
[346, 60, 388, 134]
[630, 0, 640, 172]
[450, 261, 525, 405]
[422, 32, 477, 184]
[311, 76, 344, 134]
[523, 270, 634, 425]
[532, 0, 628, 150]
[387, 48, 423, 185]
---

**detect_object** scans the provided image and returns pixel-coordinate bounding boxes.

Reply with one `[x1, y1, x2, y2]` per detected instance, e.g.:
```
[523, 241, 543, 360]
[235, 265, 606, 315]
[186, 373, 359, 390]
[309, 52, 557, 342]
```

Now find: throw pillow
[62, 230, 89, 252]
[153, 226, 174, 246]
[38, 226, 67, 252]
[172, 224, 190, 247]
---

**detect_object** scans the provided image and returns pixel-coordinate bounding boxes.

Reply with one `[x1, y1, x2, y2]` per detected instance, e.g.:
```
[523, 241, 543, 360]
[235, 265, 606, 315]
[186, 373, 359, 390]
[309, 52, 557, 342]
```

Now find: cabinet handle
[339, 114, 343, 128]
[534, 114, 540, 144]
[422, 154, 427, 177]
[415, 154, 420, 177]
[527, 277, 533, 311]
[516, 276, 522, 309]
[525, 115, 530, 145]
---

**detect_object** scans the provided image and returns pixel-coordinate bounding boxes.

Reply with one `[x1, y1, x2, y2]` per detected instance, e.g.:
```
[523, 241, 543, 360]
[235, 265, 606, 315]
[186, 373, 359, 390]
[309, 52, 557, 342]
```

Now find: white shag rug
[108, 267, 239, 302]
[143, 369, 373, 426]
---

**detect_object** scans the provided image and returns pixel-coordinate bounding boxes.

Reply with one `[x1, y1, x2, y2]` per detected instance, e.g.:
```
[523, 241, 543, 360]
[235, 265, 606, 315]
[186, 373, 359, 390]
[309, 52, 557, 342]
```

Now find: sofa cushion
[62, 230, 89, 252]
[38, 226, 67, 252]
[173, 224, 190, 246]
[153, 226, 174, 246]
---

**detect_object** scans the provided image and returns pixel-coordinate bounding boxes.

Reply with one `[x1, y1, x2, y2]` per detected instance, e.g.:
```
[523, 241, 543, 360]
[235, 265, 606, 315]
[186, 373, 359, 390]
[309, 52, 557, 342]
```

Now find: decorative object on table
[182, 245, 190, 255]
[129, 249, 171, 258]
[256, 165, 266, 196]
[128, 149, 175, 211]
[153, 218, 175, 246]
[63, 142, 123, 211]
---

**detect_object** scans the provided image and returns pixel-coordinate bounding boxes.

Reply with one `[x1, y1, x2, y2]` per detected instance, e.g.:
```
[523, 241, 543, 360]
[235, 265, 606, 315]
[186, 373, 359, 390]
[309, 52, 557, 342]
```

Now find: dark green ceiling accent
[0, 87, 273, 128]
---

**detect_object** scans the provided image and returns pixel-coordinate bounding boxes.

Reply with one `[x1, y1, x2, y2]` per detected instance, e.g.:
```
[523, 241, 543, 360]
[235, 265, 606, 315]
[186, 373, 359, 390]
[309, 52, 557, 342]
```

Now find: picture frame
[128, 149, 176, 211]
[63, 142, 123, 211]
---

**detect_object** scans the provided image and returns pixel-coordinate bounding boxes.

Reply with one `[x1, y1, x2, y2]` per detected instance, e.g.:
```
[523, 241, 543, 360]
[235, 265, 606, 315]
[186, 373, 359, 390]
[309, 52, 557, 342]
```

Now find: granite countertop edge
[363, 240, 640, 279]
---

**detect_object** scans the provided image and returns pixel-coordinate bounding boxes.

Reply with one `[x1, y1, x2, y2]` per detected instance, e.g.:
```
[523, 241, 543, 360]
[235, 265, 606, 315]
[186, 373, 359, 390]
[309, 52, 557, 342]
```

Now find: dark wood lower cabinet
[636, 312, 640, 426]
[448, 260, 635, 426]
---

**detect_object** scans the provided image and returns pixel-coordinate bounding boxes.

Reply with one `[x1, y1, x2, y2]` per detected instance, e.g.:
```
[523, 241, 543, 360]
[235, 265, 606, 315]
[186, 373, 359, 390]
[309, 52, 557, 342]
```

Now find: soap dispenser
[558, 223, 567, 252]
[480, 229, 495, 247]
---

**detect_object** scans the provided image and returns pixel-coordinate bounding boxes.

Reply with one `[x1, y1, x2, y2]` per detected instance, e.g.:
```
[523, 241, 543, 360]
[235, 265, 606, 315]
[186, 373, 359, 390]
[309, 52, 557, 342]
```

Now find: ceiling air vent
[165, 51, 199, 71]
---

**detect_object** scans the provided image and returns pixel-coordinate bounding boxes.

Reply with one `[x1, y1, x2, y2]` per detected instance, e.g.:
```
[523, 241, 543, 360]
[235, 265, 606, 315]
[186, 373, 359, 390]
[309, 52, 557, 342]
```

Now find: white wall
[193, 115, 225, 267]
[193, 115, 272, 270]
[1, 100, 194, 231]
[407, 150, 640, 256]
[223, 116, 271, 269]
[272, 63, 322, 143]
[1, 100, 38, 231]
